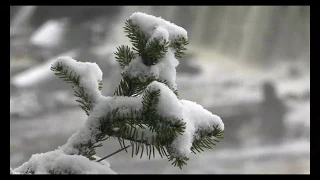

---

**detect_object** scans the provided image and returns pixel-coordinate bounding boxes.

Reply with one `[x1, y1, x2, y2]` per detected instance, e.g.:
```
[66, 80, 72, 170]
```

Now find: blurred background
[10, 6, 310, 174]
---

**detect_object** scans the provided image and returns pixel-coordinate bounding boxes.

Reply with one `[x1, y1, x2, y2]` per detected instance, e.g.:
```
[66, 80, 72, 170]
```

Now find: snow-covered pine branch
[50, 59, 103, 116]
[11, 12, 224, 174]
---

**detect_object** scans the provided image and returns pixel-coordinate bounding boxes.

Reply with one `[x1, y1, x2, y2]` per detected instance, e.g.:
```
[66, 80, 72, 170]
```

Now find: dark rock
[259, 81, 287, 144]
[176, 53, 201, 75]
[288, 66, 302, 79]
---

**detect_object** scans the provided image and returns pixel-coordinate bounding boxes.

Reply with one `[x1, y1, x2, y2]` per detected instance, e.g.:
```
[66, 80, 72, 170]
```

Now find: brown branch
[96, 145, 131, 162]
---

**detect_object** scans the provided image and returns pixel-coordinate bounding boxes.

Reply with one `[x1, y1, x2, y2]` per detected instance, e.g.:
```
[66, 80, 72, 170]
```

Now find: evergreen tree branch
[49, 168, 74, 174]
[124, 19, 171, 66]
[115, 45, 136, 69]
[49, 20, 219, 171]
[25, 168, 35, 174]
[51, 62, 102, 116]
[100, 88, 189, 167]
[124, 19, 149, 62]
[96, 145, 131, 162]
[144, 38, 169, 66]
[190, 125, 224, 154]
[114, 75, 179, 98]
[169, 35, 189, 59]
[12, 13, 224, 174]
[71, 99, 188, 167]
[98, 80, 103, 91]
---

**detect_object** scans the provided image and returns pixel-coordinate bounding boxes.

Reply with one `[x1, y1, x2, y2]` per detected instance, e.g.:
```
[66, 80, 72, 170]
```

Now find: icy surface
[13, 149, 116, 174]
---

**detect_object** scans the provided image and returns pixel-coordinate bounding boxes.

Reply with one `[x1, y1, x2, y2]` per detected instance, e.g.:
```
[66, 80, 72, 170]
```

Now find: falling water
[10, 6, 37, 36]
[10, 6, 36, 28]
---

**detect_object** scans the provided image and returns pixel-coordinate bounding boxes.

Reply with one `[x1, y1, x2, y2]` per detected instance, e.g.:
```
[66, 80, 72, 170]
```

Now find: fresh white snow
[56, 11, 223, 161]
[13, 12, 224, 174]
[57, 12, 223, 166]
[13, 149, 116, 174]
[30, 19, 68, 48]
[11, 50, 79, 88]
[52, 56, 103, 103]
[129, 12, 188, 41]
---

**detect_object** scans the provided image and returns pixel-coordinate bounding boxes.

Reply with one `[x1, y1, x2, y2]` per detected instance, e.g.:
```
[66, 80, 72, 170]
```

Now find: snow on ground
[11, 50, 79, 89]
[102, 138, 309, 174]
[10, 91, 42, 117]
[10, 108, 87, 140]
[284, 100, 310, 138]
[30, 19, 68, 48]
[177, 49, 309, 122]
[10, 90, 78, 118]
[14, 149, 116, 174]
[277, 77, 310, 98]
[10, 104, 309, 174]
[10, 44, 309, 174]
[176, 50, 264, 108]
[10, 108, 87, 168]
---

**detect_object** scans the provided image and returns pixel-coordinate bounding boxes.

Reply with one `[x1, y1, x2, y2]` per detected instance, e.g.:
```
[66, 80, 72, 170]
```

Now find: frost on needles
[11, 12, 224, 174]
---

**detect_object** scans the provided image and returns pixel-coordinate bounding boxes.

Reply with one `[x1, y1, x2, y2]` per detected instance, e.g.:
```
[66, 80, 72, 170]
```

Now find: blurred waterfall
[121, 6, 310, 66]
[10, 6, 37, 36]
